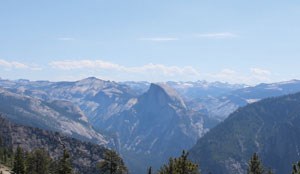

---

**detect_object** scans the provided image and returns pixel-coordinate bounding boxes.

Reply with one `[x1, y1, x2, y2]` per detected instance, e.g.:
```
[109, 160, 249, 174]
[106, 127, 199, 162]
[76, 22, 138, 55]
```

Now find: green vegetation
[0, 136, 14, 168]
[247, 153, 264, 174]
[158, 150, 200, 174]
[3, 134, 300, 174]
[98, 150, 128, 174]
[0, 138, 73, 174]
[25, 149, 52, 174]
[12, 147, 25, 174]
[57, 149, 73, 174]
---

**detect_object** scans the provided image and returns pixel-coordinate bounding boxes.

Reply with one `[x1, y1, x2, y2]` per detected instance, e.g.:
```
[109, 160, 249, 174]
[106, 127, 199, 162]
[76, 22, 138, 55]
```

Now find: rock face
[0, 88, 108, 145]
[0, 116, 109, 174]
[100, 83, 207, 173]
[0, 78, 138, 130]
[189, 92, 300, 174]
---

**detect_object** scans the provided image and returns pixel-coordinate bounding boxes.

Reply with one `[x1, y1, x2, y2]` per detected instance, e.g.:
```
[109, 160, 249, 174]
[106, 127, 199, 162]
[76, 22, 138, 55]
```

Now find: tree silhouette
[247, 153, 264, 174]
[98, 150, 128, 174]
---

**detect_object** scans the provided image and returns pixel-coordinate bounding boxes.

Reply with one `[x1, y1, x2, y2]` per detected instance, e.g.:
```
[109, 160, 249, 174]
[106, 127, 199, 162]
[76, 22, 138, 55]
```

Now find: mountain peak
[75, 77, 109, 88]
[145, 83, 186, 109]
[79, 77, 103, 82]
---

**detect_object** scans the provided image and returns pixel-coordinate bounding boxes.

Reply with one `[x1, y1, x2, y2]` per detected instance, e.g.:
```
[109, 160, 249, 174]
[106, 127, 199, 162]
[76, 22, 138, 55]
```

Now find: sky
[0, 0, 300, 85]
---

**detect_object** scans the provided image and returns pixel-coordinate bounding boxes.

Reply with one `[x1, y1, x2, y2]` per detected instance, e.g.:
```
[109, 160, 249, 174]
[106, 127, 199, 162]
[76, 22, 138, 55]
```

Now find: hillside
[189, 92, 300, 174]
[0, 116, 110, 174]
[0, 87, 108, 146]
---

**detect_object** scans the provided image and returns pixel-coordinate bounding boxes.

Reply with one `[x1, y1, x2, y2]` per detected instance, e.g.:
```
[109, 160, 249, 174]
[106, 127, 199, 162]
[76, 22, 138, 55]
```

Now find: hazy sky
[1, 0, 300, 84]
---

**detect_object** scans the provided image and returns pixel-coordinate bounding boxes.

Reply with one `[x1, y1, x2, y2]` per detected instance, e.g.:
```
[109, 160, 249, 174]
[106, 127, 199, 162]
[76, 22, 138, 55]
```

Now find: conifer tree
[159, 158, 175, 174]
[158, 150, 200, 174]
[57, 149, 72, 174]
[0, 136, 4, 164]
[25, 149, 51, 174]
[98, 150, 128, 174]
[12, 146, 25, 174]
[247, 153, 264, 174]
[49, 160, 59, 174]
[3, 148, 8, 164]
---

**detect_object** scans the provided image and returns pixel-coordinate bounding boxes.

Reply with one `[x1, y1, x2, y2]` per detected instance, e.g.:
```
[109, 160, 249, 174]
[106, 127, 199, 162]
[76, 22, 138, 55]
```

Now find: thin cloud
[0, 59, 29, 69]
[0, 59, 42, 70]
[49, 59, 200, 79]
[207, 68, 272, 85]
[138, 37, 179, 42]
[251, 68, 271, 76]
[49, 60, 123, 70]
[49, 60, 274, 84]
[195, 32, 238, 39]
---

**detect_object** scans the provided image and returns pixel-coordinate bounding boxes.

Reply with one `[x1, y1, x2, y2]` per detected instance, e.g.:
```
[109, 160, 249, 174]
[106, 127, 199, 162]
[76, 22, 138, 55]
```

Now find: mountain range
[2, 77, 300, 173]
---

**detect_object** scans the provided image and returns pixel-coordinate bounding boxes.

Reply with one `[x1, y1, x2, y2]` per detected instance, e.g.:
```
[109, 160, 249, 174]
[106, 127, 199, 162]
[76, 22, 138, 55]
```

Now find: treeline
[3, 133, 300, 174]
[247, 153, 300, 174]
[0, 135, 127, 174]
[1, 145, 73, 174]
[1, 146, 129, 174]
[154, 150, 200, 174]
[149, 151, 300, 174]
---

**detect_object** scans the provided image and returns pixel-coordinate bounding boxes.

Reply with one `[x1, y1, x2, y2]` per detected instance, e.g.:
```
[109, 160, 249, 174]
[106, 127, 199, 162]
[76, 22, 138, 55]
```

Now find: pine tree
[158, 150, 200, 174]
[0, 136, 4, 164]
[98, 150, 128, 174]
[247, 153, 264, 174]
[3, 148, 8, 164]
[292, 161, 300, 174]
[25, 149, 52, 174]
[12, 146, 25, 174]
[49, 160, 59, 174]
[57, 149, 72, 174]
[158, 158, 175, 174]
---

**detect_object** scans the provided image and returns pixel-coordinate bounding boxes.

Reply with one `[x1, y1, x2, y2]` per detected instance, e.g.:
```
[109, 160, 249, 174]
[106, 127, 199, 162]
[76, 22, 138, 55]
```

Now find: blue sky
[0, 1, 300, 84]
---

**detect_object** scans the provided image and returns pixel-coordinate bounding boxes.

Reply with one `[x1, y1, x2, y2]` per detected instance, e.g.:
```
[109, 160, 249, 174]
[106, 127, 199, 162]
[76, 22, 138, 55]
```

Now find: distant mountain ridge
[189, 79, 300, 122]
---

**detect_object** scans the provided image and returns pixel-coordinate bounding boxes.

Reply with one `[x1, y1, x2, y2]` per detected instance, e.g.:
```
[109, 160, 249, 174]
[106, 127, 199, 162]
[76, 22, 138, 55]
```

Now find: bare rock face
[0, 116, 109, 174]
[0, 88, 108, 146]
[100, 83, 207, 173]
